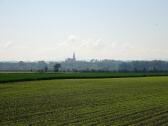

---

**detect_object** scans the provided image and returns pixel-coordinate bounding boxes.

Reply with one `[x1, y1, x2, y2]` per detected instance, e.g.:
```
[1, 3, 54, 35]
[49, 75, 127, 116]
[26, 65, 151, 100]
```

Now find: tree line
[0, 60, 168, 72]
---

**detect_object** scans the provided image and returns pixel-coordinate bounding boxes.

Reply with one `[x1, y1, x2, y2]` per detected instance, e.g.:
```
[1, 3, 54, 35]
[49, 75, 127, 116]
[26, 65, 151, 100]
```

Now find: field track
[0, 76, 168, 125]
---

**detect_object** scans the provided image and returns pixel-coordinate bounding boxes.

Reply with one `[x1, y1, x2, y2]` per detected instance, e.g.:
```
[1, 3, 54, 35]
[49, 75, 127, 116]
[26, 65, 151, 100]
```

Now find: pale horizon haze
[0, 0, 168, 61]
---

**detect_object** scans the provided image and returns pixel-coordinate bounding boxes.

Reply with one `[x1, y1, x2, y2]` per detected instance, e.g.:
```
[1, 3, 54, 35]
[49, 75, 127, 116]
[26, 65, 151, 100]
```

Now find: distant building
[73, 53, 76, 61]
[65, 53, 76, 62]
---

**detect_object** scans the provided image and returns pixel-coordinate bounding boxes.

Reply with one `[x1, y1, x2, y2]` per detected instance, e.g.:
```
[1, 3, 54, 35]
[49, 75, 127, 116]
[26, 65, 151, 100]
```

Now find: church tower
[73, 53, 76, 61]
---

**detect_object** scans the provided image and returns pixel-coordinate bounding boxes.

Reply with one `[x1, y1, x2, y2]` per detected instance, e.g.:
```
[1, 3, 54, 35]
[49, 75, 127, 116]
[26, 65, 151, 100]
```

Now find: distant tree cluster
[118, 61, 168, 72]
[0, 61, 61, 72]
[0, 60, 168, 73]
[60, 60, 168, 72]
[54, 63, 61, 72]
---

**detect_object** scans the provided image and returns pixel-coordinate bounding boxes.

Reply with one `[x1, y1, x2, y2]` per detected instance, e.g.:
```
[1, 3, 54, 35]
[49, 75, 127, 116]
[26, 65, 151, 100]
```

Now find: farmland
[0, 76, 168, 125]
[1, 72, 168, 83]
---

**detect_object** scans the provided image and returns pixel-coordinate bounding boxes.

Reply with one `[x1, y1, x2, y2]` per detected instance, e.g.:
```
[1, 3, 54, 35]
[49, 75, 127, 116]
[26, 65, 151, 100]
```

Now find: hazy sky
[0, 0, 168, 61]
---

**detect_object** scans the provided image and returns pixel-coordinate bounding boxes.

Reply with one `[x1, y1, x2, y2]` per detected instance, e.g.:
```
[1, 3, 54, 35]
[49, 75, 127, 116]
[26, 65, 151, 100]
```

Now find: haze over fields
[0, 0, 168, 61]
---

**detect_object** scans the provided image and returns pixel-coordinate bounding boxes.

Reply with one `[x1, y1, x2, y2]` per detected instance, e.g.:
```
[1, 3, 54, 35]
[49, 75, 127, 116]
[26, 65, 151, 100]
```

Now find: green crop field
[1, 72, 168, 83]
[0, 77, 168, 126]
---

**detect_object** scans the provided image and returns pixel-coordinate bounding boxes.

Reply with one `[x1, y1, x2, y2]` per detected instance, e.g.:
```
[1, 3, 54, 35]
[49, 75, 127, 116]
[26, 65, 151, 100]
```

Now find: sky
[0, 0, 168, 61]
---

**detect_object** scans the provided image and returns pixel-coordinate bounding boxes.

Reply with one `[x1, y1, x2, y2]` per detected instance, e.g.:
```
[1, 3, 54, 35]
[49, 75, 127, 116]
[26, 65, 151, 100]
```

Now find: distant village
[0, 53, 168, 72]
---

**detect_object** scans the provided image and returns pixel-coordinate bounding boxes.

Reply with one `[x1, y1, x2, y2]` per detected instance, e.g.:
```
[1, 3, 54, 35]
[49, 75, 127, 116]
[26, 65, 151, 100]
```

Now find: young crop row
[1, 77, 168, 125]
